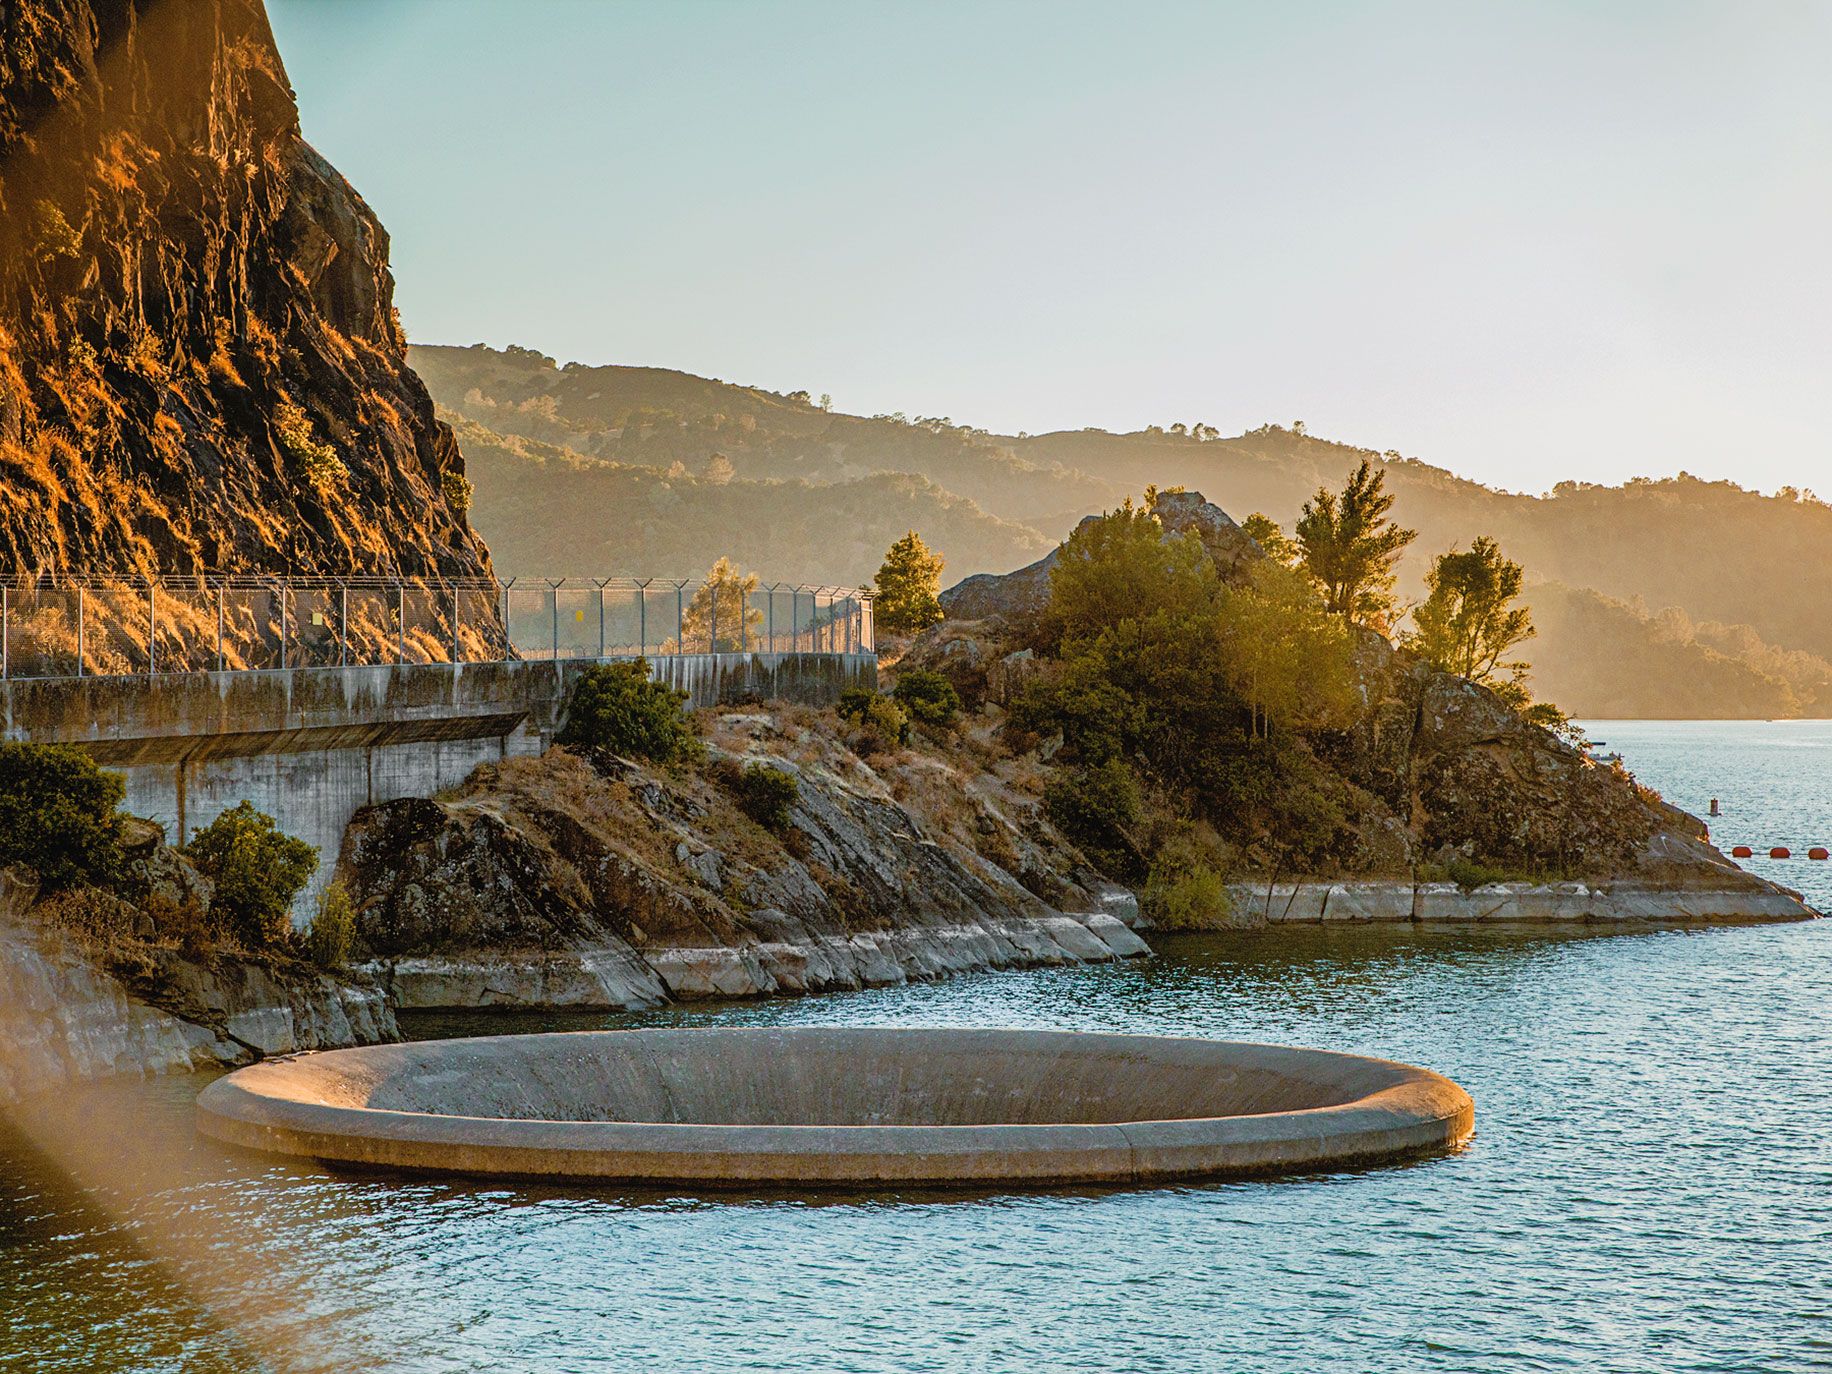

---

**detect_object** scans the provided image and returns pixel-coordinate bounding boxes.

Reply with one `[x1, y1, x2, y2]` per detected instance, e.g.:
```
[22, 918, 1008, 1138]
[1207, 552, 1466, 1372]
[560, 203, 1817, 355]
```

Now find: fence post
[216, 581, 226, 671]
[76, 586, 84, 677]
[279, 582, 288, 671]
[147, 582, 156, 675]
[451, 584, 461, 665]
[767, 585, 775, 654]
[675, 583, 684, 654]
[637, 580, 649, 656]
[397, 583, 406, 665]
[709, 580, 717, 656]
[2, 584, 8, 679]
[339, 582, 349, 668]
[597, 581, 607, 659]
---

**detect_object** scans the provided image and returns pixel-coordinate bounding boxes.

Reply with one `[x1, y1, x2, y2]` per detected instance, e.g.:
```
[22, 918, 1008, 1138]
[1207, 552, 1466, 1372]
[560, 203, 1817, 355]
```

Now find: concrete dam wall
[2, 652, 875, 918]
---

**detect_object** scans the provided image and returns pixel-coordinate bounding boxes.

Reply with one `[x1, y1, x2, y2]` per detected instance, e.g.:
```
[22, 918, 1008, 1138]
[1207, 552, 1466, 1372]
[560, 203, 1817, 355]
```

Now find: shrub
[733, 763, 799, 833]
[837, 689, 909, 754]
[1142, 839, 1231, 929]
[892, 669, 962, 727]
[440, 468, 474, 514]
[182, 802, 317, 952]
[837, 687, 879, 724]
[557, 660, 701, 764]
[1043, 758, 1141, 877]
[275, 400, 346, 490]
[1423, 856, 1531, 891]
[0, 742, 126, 890]
[31, 199, 80, 263]
[306, 882, 357, 968]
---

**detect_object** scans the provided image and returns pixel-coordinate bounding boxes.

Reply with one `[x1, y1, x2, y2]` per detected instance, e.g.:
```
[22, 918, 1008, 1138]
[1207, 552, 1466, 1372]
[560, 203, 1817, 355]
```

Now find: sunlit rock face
[0, 0, 489, 579]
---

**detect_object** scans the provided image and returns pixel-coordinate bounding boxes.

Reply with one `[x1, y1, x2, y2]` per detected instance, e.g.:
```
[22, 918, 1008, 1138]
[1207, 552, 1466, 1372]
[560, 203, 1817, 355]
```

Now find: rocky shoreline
[0, 913, 395, 1108]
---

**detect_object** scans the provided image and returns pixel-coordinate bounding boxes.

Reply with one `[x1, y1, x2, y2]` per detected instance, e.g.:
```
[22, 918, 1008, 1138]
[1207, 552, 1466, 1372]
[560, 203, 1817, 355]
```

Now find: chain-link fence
[0, 576, 874, 680]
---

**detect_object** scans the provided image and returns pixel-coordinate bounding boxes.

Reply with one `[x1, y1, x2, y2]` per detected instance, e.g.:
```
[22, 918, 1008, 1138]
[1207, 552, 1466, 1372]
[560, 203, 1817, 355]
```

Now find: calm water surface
[2, 721, 1830, 1372]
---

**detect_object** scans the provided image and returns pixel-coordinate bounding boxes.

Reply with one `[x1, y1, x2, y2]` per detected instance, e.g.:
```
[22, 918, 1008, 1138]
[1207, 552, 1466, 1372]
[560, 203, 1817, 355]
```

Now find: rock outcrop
[939, 491, 1257, 624]
[917, 490, 1816, 918]
[339, 714, 1148, 1010]
[0, 869, 395, 1106]
[0, 0, 488, 581]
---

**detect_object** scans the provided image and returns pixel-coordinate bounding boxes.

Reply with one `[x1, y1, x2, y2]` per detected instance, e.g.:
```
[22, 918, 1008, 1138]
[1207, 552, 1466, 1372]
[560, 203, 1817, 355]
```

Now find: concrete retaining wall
[2, 652, 874, 918]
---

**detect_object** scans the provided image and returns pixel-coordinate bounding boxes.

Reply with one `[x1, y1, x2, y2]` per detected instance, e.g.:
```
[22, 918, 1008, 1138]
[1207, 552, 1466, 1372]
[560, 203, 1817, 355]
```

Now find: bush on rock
[183, 802, 317, 952]
[892, 669, 962, 727]
[558, 660, 702, 765]
[0, 741, 126, 890]
[733, 763, 799, 833]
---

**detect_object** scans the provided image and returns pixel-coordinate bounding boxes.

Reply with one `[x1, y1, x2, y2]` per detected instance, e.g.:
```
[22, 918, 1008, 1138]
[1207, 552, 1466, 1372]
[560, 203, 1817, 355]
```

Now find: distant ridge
[415, 343, 1832, 717]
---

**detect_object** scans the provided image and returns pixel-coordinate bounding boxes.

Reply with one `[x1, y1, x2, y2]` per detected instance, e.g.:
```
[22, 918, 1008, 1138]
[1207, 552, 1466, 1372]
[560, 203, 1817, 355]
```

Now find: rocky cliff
[0, 0, 487, 579]
[338, 711, 1147, 1010]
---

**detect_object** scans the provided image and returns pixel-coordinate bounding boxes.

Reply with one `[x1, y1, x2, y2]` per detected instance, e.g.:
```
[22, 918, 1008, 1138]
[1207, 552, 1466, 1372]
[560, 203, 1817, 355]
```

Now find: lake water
[2, 721, 1829, 1372]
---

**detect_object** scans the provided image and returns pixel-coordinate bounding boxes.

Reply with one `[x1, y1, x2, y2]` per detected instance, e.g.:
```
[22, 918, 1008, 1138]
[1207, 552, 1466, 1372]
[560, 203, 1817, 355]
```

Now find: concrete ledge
[1227, 879, 1819, 925]
[196, 1027, 1474, 1188]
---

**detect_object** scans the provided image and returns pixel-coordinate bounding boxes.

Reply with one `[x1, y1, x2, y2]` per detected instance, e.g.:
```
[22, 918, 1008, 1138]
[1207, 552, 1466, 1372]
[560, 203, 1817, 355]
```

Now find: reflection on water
[7, 921, 1832, 1373]
[2, 723, 1830, 1372]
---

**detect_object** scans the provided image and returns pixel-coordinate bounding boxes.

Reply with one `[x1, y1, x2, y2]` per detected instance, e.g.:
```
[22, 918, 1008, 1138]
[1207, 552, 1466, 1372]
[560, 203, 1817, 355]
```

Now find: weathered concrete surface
[2, 654, 874, 918]
[196, 1028, 1474, 1188]
[1223, 879, 1817, 926]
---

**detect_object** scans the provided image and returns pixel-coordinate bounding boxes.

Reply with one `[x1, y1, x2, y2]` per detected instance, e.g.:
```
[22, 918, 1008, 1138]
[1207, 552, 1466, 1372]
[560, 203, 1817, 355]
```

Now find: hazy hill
[419, 343, 1832, 717]
[446, 415, 1052, 585]
[1526, 583, 1832, 719]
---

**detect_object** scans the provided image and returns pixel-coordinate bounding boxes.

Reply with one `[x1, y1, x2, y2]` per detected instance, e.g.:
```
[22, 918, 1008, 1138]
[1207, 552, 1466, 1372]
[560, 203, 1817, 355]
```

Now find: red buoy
[1810, 848, 1830, 861]
[1731, 845, 1753, 858]
[1770, 847, 1791, 859]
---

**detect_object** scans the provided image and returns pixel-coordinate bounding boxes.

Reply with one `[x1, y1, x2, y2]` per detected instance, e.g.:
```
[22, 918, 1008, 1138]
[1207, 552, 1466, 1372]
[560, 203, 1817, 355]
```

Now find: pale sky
[268, 0, 1832, 495]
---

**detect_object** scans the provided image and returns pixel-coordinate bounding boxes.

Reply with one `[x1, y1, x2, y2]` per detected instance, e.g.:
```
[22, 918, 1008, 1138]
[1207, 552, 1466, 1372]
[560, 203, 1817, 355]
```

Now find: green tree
[1407, 536, 1536, 687]
[1294, 458, 1416, 629]
[183, 802, 317, 951]
[873, 531, 946, 636]
[1217, 561, 1358, 737]
[680, 556, 762, 652]
[1239, 512, 1298, 566]
[1047, 499, 1216, 643]
[891, 668, 962, 725]
[558, 659, 701, 764]
[0, 742, 126, 890]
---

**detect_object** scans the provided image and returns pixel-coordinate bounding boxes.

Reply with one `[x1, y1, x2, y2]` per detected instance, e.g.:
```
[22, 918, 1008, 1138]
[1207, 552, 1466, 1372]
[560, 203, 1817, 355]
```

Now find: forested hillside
[418, 343, 1832, 717]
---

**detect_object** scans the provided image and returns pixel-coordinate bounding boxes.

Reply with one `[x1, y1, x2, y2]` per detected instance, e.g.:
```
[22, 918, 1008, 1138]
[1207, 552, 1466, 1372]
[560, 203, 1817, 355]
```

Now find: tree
[0, 742, 126, 890]
[680, 556, 763, 652]
[1239, 512, 1298, 566]
[702, 452, 735, 485]
[1047, 499, 1215, 643]
[1294, 458, 1416, 629]
[558, 660, 700, 764]
[873, 531, 945, 636]
[1407, 536, 1536, 688]
[183, 802, 317, 951]
[1217, 561, 1358, 737]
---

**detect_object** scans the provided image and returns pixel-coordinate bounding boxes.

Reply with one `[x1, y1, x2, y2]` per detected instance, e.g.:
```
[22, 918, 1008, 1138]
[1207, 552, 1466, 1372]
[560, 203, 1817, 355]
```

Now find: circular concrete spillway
[196, 1028, 1475, 1188]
